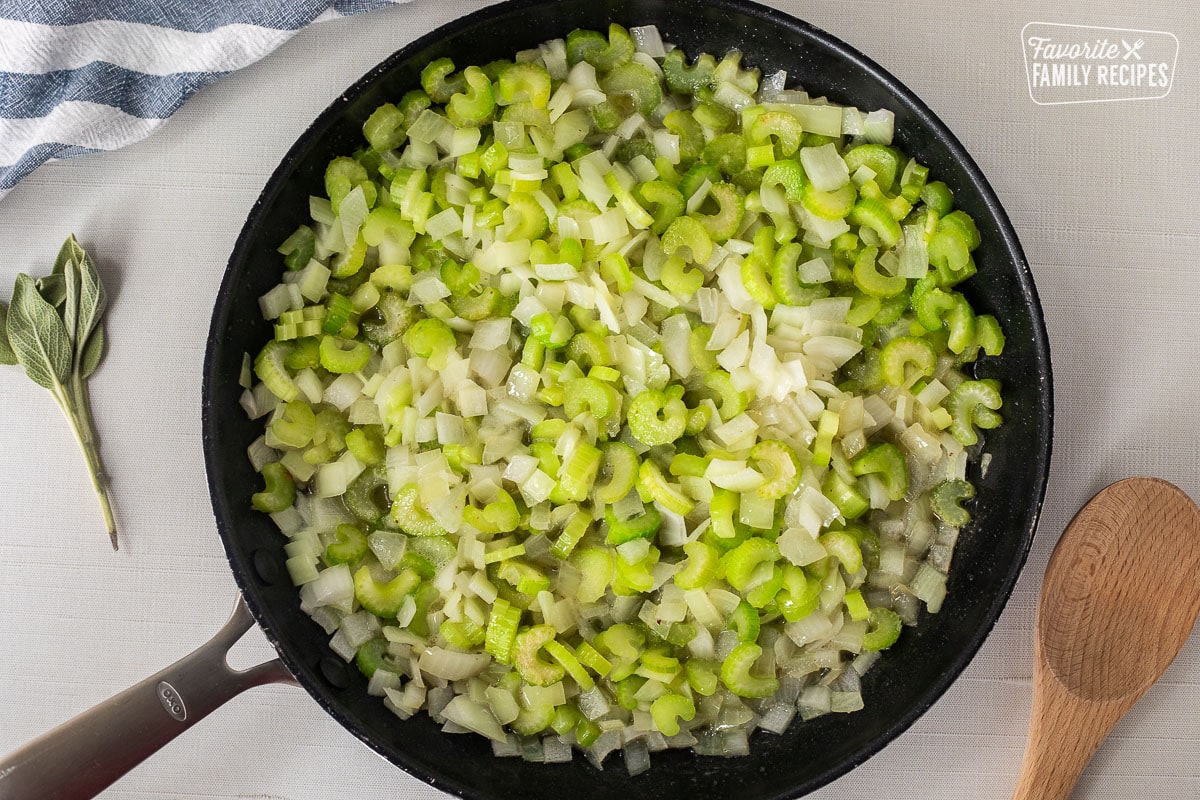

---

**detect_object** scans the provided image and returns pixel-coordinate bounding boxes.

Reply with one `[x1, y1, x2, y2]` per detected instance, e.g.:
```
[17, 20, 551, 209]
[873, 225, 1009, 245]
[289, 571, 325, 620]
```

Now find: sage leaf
[36, 274, 67, 308]
[0, 301, 17, 366]
[80, 321, 106, 378]
[2, 235, 118, 550]
[62, 235, 118, 549]
[63, 248, 81, 349]
[52, 234, 82, 278]
[74, 236, 106, 360]
[7, 273, 72, 390]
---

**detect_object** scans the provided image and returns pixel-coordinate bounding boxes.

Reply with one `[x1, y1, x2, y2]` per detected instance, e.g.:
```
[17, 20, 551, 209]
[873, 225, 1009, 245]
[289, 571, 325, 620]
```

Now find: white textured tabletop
[2, 1, 1197, 798]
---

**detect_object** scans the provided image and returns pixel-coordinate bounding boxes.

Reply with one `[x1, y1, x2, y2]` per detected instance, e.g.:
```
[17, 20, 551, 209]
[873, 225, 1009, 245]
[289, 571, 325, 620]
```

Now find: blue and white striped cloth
[0, 0, 409, 198]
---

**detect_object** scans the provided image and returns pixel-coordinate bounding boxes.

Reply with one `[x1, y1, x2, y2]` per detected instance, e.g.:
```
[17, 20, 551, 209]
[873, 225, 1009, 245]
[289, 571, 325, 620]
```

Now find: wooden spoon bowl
[1013, 477, 1200, 799]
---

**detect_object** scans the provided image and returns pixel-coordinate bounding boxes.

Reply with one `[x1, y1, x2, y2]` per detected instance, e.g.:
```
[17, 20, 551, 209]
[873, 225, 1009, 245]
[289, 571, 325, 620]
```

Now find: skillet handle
[0, 596, 295, 800]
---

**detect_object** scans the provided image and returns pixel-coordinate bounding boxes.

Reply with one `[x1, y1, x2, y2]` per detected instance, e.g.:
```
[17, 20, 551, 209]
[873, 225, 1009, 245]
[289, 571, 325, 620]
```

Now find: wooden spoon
[1013, 477, 1200, 799]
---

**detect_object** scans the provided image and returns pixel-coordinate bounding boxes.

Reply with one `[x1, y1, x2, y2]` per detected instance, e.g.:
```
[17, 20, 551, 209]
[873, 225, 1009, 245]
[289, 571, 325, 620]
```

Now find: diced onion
[249, 33, 1001, 768]
[419, 647, 492, 681]
[441, 696, 507, 742]
[631, 25, 667, 57]
[799, 143, 851, 192]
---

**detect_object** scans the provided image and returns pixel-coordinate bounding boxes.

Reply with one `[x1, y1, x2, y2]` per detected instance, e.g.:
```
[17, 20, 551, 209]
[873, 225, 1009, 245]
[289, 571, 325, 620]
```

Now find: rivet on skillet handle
[0, 596, 296, 800]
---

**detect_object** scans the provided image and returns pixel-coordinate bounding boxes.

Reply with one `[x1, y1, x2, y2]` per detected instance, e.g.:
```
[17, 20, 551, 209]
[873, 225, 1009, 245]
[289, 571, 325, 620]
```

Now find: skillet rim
[202, 0, 1053, 796]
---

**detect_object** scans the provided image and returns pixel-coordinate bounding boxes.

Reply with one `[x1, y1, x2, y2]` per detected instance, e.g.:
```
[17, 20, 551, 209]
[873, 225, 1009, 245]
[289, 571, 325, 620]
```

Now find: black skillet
[0, 1, 1052, 798]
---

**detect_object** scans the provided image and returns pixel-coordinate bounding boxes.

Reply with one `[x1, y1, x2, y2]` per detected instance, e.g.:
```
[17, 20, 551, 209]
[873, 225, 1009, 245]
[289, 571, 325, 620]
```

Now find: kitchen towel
[0, 0, 408, 198]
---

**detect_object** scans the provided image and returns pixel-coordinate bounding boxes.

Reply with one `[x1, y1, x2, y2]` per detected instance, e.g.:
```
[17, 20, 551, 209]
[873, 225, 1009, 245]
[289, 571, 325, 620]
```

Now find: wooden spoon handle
[1012, 640, 1134, 800]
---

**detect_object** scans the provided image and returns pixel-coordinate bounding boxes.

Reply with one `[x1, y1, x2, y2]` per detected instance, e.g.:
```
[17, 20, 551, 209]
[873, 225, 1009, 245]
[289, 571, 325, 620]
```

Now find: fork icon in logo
[1122, 38, 1145, 59]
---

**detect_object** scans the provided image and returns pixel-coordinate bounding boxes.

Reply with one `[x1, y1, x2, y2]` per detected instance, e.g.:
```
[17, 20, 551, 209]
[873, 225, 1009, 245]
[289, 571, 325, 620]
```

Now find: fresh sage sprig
[1, 235, 118, 550]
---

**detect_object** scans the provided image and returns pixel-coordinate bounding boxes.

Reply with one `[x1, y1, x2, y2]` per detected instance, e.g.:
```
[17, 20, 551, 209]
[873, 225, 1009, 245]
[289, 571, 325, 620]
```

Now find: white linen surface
[2, 1, 1198, 797]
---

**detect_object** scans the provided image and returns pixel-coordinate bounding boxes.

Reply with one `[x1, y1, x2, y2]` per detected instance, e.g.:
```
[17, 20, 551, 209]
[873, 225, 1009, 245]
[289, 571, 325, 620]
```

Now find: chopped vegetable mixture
[241, 22, 1004, 773]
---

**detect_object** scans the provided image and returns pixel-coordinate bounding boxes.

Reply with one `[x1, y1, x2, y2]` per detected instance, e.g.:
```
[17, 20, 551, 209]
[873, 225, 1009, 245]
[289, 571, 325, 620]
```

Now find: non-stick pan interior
[203, 1, 1052, 797]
